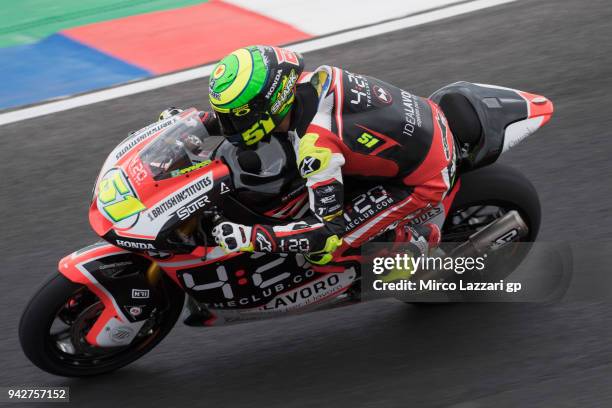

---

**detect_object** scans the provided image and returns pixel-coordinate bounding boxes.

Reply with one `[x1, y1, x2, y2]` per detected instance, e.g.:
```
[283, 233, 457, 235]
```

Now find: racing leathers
[213, 66, 456, 264]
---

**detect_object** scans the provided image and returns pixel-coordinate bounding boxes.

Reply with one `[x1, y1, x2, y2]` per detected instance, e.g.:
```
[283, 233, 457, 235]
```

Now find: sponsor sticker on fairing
[115, 117, 178, 161]
[97, 168, 146, 229]
[259, 267, 356, 312]
[111, 326, 134, 342]
[131, 289, 150, 299]
[118, 171, 214, 239]
[146, 172, 213, 221]
[175, 195, 211, 220]
[128, 306, 143, 317]
[116, 240, 155, 250]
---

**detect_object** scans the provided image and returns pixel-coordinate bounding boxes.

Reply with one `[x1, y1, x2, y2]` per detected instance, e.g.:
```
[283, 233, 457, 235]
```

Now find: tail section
[503, 91, 554, 152]
[431, 82, 554, 169]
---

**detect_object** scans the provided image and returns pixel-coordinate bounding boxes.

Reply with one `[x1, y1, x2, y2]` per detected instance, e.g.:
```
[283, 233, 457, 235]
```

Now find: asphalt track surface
[2, 0, 612, 406]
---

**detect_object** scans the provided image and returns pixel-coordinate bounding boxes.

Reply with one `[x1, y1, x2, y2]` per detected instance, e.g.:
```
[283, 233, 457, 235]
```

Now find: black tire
[447, 163, 541, 241]
[445, 163, 541, 280]
[408, 163, 541, 305]
[19, 273, 184, 377]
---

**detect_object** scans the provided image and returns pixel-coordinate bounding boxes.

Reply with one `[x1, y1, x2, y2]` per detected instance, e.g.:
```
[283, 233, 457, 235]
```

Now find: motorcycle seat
[438, 92, 482, 146]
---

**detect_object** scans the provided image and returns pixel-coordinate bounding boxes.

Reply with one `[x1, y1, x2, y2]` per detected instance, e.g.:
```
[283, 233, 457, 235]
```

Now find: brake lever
[200, 208, 223, 261]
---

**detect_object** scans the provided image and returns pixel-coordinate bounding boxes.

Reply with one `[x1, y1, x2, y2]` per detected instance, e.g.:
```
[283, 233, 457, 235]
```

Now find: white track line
[0, 0, 516, 126]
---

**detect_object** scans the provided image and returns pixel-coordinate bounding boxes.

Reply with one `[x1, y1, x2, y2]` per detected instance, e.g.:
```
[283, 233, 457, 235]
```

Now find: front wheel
[19, 272, 184, 377]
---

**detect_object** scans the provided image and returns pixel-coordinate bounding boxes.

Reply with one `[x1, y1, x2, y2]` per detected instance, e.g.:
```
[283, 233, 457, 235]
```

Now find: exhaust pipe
[452, 210, 528, 257]
[411, 211, 529, 285]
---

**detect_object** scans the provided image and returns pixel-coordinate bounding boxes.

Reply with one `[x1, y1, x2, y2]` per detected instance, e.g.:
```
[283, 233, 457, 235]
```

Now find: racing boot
[379, 222, 441, 283]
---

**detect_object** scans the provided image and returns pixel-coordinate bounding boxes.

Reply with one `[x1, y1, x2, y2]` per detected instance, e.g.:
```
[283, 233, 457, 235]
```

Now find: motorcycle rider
[181, 45, 456, 265]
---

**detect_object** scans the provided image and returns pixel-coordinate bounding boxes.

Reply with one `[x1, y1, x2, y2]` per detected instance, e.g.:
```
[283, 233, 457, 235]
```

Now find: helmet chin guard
[209, 45, 304, 147]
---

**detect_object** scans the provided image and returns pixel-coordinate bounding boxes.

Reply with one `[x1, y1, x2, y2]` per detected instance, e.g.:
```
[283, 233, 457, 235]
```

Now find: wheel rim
[442, 203, 533, 280]
[443, 204, 531, 242]
[46, 286, 167, 369]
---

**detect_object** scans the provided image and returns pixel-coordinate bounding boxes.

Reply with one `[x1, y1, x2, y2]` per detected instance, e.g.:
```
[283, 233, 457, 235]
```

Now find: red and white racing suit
[249, 66, 456, 264]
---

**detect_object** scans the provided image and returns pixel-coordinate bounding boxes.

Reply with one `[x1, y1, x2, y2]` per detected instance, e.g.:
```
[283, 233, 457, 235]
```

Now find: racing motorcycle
[19, 82, 553, 376]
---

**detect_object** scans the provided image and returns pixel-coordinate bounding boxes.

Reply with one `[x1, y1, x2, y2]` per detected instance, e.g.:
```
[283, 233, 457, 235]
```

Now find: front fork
[58, 242, 165, 347]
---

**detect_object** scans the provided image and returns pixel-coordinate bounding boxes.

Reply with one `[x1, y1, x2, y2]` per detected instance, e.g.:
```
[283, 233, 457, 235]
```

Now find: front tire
[19, 273, 184, 377]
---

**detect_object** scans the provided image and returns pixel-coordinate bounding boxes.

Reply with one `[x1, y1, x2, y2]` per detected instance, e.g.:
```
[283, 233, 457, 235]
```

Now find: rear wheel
[19, 272, 184, 377]
[442, 163, 541, 277]
[407, 164, 541, 304]
[444, 163, 541, 242]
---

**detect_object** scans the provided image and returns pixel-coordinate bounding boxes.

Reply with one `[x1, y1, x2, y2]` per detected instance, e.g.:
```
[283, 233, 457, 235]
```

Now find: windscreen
[139, 111, 224, 180]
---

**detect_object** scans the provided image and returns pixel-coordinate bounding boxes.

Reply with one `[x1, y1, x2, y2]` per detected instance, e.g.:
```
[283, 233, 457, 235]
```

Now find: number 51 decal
[97, 168, 146, 226]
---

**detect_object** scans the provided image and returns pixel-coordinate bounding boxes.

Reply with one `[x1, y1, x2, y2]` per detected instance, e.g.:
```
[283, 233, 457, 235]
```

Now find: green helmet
[208, 45, 304, 146]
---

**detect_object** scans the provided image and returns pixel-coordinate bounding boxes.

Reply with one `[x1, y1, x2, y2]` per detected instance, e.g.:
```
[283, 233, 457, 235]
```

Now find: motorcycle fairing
[58, 242, 159, 347]
[430, 82, 553, 169]
[60, 180, 464, 332]
[207, 266, 357, 324]
[170, 249, 354, 307]
[178, 182, 461, 323]
[94, 115, 182, 190]
[90, 108, 231, 250]
[502, 88, 554, 152]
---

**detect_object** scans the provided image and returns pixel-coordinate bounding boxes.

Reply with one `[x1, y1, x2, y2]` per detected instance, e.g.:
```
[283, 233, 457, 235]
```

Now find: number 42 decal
[97, 169, 146, 223]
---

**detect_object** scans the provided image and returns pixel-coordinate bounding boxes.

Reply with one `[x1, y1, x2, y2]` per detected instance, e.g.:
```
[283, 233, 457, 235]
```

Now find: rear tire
[409, 164, 541, 305]
[446, 163, 541, 241]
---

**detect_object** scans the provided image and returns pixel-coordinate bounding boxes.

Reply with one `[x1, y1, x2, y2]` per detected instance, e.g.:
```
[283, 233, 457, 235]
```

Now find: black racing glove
[199, 111, 221, 135]
[158, 107, 183, 121]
